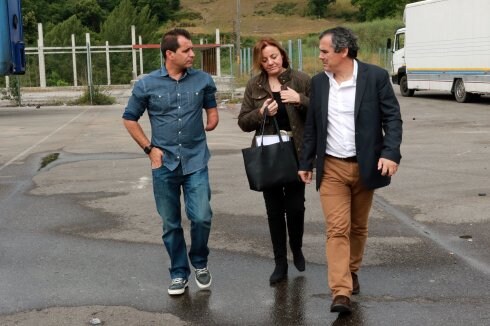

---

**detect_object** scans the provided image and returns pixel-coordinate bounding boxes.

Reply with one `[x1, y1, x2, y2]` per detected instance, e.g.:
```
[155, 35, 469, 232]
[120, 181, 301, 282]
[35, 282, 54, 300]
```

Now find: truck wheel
[454, 79, 470, 103]
[400, 75, 415, 97]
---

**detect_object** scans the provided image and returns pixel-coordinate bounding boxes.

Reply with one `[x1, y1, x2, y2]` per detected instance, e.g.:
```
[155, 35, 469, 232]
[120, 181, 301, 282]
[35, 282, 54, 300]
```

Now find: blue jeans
[152, 164, 212, 279]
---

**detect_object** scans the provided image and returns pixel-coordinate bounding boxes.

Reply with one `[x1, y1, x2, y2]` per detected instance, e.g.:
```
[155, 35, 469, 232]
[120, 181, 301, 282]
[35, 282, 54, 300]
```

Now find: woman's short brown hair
[252, 37, 290, 74]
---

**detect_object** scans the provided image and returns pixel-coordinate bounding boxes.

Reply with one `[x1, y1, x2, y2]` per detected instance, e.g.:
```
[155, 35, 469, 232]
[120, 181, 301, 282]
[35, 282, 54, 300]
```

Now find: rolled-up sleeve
[122, 80, 148, 121]
[203, 75, 217, 109]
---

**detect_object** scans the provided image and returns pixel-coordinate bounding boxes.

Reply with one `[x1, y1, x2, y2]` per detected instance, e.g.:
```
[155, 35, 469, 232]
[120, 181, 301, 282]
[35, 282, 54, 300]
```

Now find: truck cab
[390, 28, 414, 97]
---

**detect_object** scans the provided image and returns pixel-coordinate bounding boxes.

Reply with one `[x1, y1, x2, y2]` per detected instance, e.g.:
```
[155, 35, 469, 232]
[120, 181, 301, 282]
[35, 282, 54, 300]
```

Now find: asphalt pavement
[0, 90, 489, 325]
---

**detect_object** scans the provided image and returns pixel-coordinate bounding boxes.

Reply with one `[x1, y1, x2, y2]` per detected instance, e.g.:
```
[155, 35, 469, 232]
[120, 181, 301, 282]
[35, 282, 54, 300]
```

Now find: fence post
[215, 28, 221, 77]
[240, 48, 244, 76]
[138, 36, 144, 75]
[71, 34, 77, 86]
[86, 33, 93, 104]
[247, 47, 251, 75]
[37, 23, 46, 87]
[297, 39, 303, 72]
[288, 40, 293, 70]
[131, 25, 137, 80]
[106, 41, 111, 85]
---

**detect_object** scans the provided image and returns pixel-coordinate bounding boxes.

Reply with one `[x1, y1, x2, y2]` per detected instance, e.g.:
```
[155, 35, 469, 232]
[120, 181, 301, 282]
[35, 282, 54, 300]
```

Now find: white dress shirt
[324, 60, 358, 158]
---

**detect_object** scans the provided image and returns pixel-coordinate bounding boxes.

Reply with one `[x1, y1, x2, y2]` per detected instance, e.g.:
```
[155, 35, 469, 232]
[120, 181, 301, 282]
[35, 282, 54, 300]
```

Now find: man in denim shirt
[122, 29, 219, 296]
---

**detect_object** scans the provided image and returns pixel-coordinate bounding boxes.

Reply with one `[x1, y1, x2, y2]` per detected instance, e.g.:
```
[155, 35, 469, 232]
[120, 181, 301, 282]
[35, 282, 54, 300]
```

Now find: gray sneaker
[168, 278, 188, 295]
[195, 267, 212, 289]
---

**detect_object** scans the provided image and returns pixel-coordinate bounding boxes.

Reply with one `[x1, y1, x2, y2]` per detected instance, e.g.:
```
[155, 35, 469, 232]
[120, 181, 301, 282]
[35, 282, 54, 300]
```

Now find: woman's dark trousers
[263, 181, 305, 283]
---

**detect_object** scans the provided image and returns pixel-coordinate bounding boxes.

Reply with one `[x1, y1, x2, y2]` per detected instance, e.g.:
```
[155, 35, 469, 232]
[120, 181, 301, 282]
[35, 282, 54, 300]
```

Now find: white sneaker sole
[195, 274, 212, 289]
[168, 283, 188, 295]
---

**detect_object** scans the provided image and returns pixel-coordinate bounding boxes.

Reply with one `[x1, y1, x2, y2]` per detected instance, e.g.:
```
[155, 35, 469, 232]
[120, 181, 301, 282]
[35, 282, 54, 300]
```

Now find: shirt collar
[324, 59, 358, 84]
[160, 65, 194, 78]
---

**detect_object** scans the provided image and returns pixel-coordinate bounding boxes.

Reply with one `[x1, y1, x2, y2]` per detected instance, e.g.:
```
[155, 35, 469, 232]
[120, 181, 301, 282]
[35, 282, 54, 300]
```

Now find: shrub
[272, 3, 297, 16]
[72, 85, 116, 105]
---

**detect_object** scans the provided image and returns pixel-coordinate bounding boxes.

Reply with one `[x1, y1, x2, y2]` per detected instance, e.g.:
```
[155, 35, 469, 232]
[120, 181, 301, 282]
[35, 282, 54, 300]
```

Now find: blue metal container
[0, 0, 25, 76]
[0, 0, 12, 75]
[7, 0, 24, 74]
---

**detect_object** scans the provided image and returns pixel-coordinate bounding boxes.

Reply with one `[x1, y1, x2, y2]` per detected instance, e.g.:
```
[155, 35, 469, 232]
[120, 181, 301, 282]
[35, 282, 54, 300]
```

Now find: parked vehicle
[389, 0, 490, 102]
[0, 0, 25, 76]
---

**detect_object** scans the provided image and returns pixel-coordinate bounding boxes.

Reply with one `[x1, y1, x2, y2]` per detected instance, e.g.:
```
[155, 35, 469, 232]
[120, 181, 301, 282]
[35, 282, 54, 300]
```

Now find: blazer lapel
[354, 60, 368, 119]
[320, 73, 330, 133]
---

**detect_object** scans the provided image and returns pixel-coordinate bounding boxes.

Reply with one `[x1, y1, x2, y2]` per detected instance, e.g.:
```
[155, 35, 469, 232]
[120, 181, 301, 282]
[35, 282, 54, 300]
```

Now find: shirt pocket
[185, 90, 204, 108]
[149, 93, 171, 114]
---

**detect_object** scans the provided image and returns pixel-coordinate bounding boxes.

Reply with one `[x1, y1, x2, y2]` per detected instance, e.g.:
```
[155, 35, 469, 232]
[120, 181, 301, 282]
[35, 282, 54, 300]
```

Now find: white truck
[389, 0, 490, 102]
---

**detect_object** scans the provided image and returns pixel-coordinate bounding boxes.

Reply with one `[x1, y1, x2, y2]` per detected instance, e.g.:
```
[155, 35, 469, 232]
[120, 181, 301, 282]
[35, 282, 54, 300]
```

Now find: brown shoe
[330, 295, 352, 314]
[351, 272, 360, 295]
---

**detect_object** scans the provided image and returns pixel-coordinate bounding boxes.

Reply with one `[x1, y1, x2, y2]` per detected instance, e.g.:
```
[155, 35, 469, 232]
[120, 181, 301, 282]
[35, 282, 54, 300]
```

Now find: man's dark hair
[320, 27, 358, 59]
[161, 28, 192, 60]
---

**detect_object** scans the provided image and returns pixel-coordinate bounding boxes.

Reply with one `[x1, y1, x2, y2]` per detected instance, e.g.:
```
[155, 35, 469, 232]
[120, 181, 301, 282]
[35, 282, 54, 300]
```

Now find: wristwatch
[143, 144, 154, 155]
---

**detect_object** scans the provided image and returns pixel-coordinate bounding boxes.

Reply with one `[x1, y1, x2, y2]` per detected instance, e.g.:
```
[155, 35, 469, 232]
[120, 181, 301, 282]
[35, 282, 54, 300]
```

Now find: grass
[176, 0, 344, 38]
[174, 0, 402, 72]
[39, 153, 59, 170]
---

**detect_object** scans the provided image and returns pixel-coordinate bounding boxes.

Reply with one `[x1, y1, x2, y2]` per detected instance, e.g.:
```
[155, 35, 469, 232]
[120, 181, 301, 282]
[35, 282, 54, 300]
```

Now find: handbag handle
[258, 107, 285, 147]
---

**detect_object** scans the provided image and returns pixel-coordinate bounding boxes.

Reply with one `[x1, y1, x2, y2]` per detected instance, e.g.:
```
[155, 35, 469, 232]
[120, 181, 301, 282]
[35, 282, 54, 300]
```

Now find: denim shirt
[123, 66, 217, 175]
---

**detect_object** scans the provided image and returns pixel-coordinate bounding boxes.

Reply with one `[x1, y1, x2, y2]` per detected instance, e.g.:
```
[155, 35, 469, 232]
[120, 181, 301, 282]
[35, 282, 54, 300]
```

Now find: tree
[170, 0, 180, 11]
[100, 0, 158, 45]
[75, 0, 105, 33]
[100, 0, 160, 83]
[306, 0, 336, 18]
[45, 15, 89, 46]
[132, 0, 179, 22]
[351, 0, 417, 21]
[44, 16, 90, 86]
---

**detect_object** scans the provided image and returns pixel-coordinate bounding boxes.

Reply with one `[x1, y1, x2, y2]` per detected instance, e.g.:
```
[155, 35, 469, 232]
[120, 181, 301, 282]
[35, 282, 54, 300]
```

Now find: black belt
[328, 155, 357, 163]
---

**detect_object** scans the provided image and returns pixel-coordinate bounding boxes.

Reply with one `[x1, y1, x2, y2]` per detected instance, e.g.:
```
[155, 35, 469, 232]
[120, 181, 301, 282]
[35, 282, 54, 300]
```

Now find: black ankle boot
[292, 249, 305, 272]
[269, 263, 288, 285]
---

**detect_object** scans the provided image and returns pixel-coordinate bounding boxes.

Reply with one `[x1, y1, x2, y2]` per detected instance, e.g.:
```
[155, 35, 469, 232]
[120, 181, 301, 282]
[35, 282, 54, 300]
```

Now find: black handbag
[241, 111, 299, 191]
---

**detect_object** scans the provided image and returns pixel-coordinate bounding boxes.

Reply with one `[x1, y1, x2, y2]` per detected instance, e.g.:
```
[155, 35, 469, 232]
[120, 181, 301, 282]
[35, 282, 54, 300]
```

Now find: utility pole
[235, 0, 241, 76]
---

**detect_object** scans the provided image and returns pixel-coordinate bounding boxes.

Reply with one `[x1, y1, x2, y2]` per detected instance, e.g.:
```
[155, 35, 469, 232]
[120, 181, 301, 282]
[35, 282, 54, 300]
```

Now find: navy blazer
[299, 60, 403, 190]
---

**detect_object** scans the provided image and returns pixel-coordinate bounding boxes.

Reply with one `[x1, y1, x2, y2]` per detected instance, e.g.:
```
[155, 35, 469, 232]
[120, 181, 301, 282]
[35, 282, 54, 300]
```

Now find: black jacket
[299, 60, 403, 190]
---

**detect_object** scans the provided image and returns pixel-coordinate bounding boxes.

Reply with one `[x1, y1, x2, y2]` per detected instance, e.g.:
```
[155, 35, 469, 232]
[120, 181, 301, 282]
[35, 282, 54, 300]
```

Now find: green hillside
[169, 0, 359, 39]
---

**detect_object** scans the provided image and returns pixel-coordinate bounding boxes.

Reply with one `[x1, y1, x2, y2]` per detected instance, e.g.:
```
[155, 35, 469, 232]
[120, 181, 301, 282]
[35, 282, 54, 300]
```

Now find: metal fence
[1, 23, 393, 91]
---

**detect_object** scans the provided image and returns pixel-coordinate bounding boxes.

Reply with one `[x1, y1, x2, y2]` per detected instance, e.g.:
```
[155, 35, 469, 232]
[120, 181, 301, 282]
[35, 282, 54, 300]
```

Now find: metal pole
[240, 48, 245, 75]
[297, 39, 303, 72]
[37, 23, 46, 87]
[16, 76, 21, 106]
[235, 0, 241, 76]
[131, 25, 137, 80]
[86, 33, 93, 105]
[229, 45, 233, 76]
[71, 34, 78, 86]
[138, 35, 144, 75]
[288, 40, 293, 70]
[247, 47, 251, 75]
[215, 29, 221, 77]
[106, 41, 111, 85]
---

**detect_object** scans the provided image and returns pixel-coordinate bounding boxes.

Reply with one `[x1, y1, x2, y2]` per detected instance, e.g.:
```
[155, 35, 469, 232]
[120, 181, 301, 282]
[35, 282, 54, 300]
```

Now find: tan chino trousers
[319, 156, 374, 298]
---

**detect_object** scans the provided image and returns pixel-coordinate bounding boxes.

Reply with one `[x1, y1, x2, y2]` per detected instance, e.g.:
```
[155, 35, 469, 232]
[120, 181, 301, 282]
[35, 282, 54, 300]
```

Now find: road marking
[0, 109, 88, 172]
[132, 176, 150, 190]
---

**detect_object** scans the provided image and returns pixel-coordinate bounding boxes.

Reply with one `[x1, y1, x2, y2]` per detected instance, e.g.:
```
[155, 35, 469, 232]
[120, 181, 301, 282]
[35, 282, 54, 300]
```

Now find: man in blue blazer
[298, 27, 402, 314]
